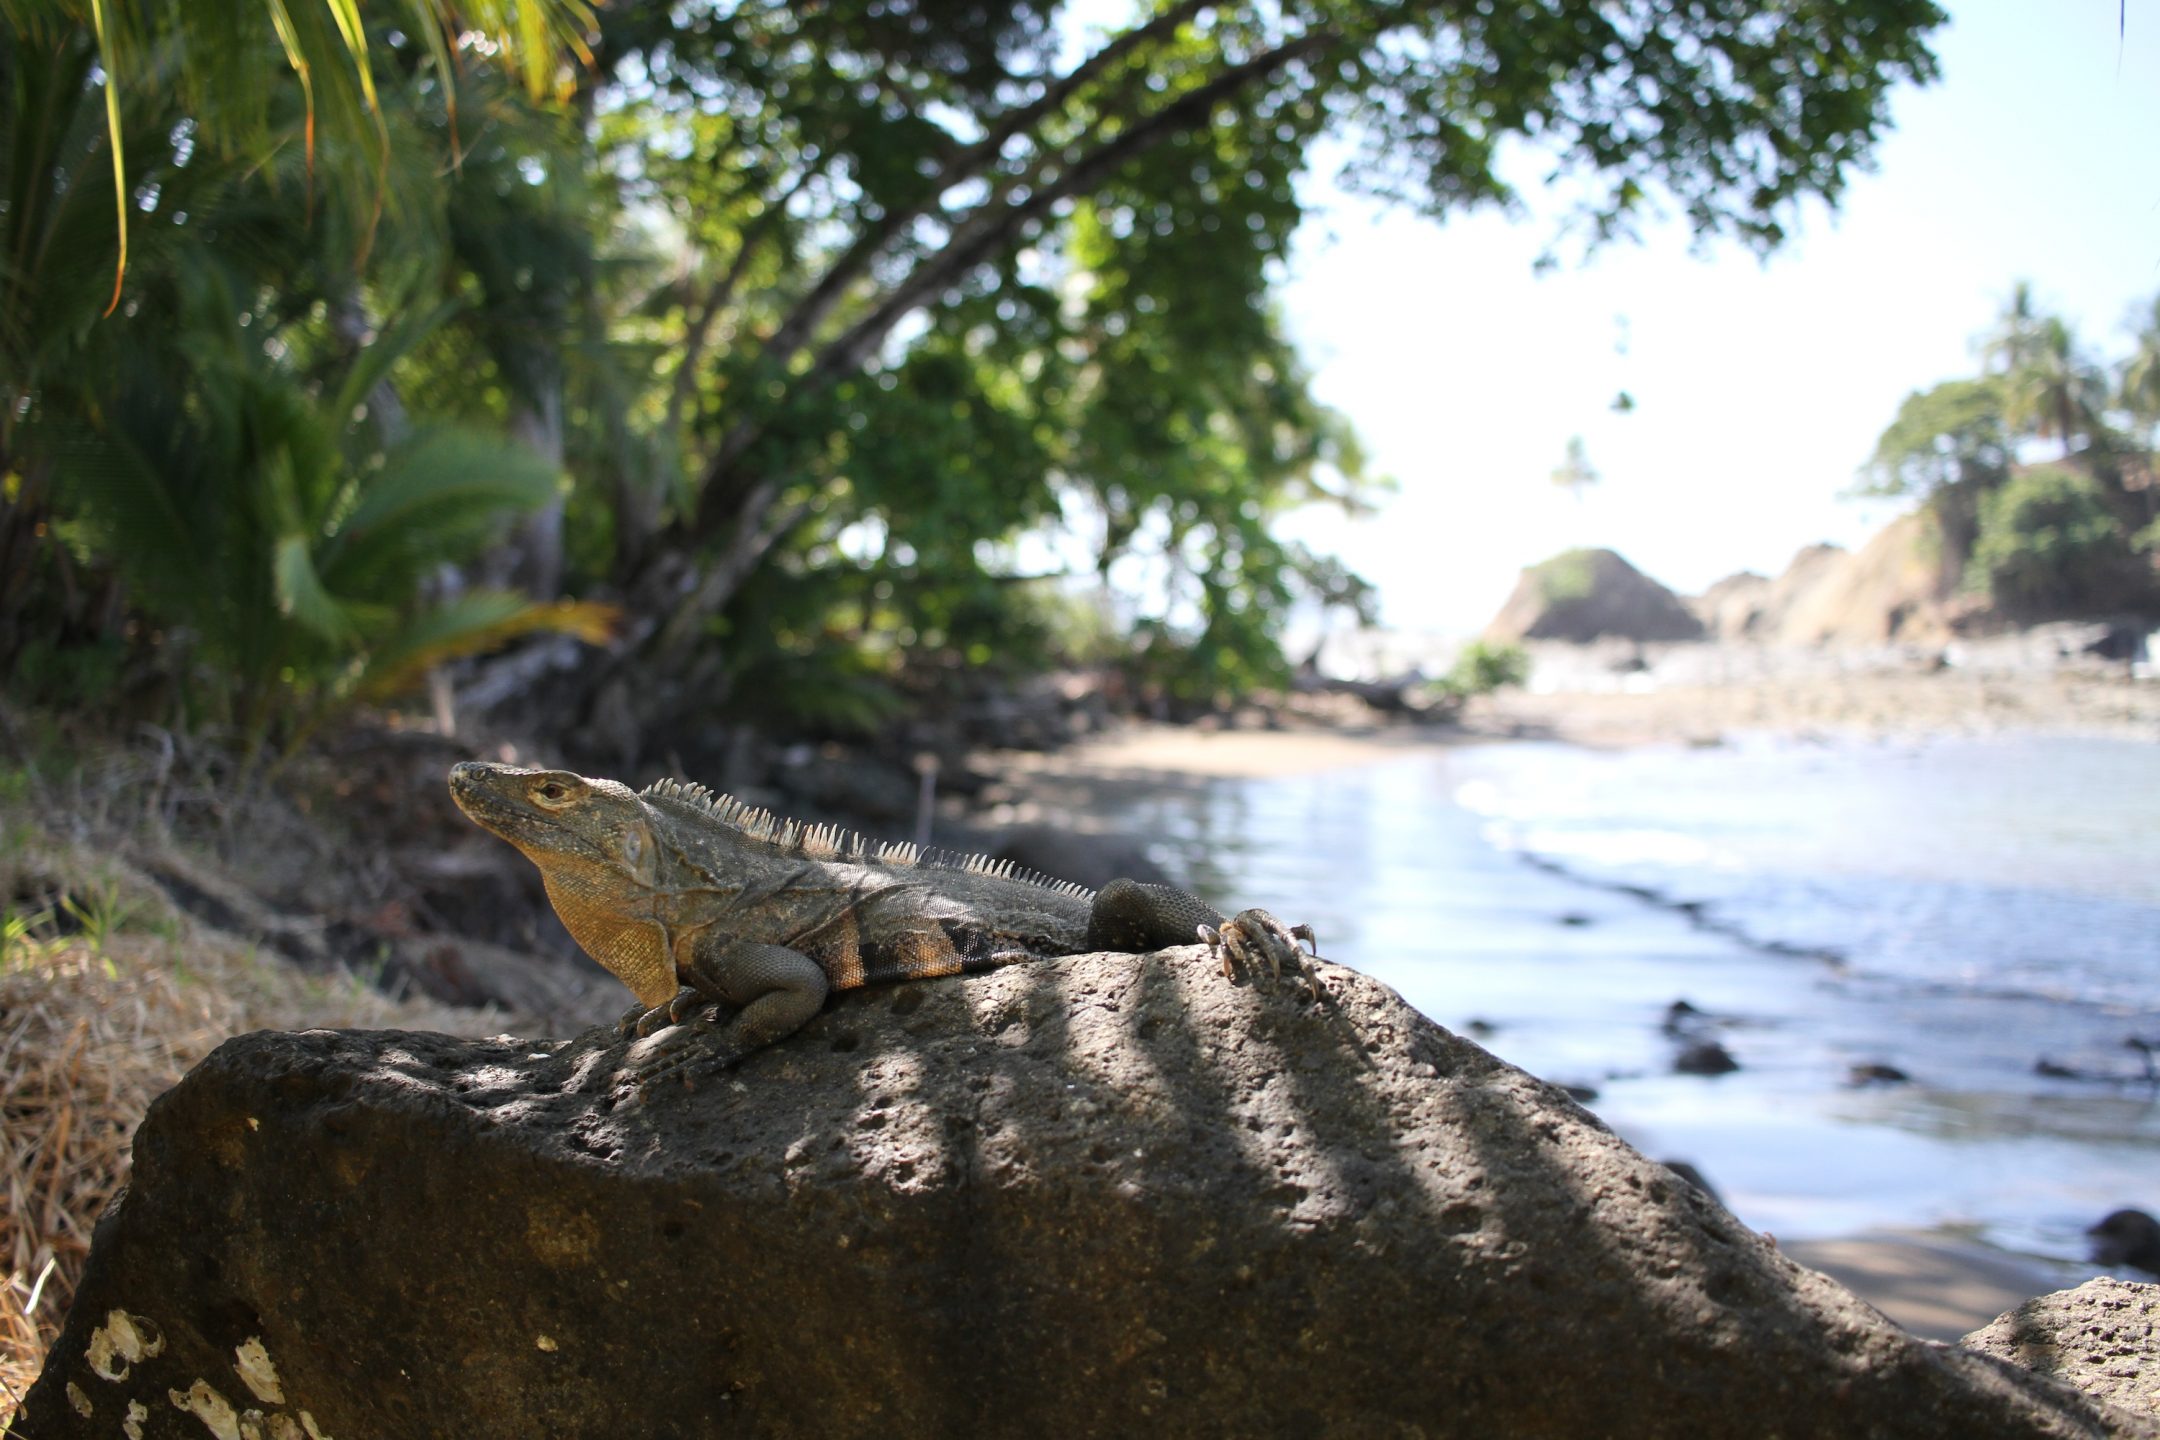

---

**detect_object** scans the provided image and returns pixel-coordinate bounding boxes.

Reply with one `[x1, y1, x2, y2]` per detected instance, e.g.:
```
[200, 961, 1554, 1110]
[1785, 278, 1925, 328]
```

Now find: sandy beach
[971, 654, 2160, 1343]
[1478, 665, 2160, 749]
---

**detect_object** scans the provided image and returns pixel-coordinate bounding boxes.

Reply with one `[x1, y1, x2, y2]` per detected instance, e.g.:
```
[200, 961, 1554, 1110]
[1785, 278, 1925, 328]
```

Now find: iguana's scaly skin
[450, 762, 1315, 1083]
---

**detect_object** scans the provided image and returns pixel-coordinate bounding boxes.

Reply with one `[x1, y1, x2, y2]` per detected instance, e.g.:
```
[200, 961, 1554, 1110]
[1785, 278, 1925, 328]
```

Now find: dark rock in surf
[985, 822, 1172, 891]
[1675, 1040, 1742, 1076]
[2089, 1209, 2160, 1277]
[1662, 998, 1707, 1037]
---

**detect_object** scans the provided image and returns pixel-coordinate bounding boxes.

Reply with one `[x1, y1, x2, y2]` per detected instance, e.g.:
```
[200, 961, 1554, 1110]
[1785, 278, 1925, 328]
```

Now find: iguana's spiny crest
[450, 762, 1093, 897]
[640, 775, 1092, 894]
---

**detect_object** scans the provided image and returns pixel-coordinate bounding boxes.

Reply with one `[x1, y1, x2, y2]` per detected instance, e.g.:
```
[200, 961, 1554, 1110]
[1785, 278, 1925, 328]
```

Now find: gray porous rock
[1963, 1277, 2160, 1425]
[15, 952, 2150, 1439]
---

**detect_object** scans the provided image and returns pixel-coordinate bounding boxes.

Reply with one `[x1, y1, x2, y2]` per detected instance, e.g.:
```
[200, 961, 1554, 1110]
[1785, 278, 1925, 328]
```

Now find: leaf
[86, 0, 127, 314]
[318, 426, 561, 592]
[328, 298, 466, 428]
[317, 0, 391, 262]
[260, 0, 317, 196]
[403, 1, 462, 162]
[352, 592, 619, 700]
[271, 532, 357, 641]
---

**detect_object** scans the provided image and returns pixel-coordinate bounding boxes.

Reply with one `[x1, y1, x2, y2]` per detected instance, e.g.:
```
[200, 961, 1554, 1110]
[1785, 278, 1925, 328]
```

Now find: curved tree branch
[741, 0, 1214, 410]
[647, 27, 1342, 654]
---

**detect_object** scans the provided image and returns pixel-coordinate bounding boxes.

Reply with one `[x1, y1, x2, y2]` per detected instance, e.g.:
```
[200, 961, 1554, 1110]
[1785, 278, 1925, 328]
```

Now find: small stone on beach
[1674, 1041, 1740, 1076]
[2087, 1208, 2160, 1277]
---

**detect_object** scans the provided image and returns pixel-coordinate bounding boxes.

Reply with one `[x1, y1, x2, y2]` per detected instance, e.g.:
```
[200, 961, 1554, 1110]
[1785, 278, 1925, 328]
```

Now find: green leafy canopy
[5, 0, 1962, 737]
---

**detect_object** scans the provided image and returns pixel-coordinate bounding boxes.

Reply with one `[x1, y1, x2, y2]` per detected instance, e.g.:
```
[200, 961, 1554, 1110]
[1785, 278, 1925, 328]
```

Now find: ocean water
[1092, 733, 2160, 1266]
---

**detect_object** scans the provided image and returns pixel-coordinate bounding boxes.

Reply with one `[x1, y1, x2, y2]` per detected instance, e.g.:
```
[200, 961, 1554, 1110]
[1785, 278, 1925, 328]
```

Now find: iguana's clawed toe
[620, 1026, 693, 1096]
[618, 986, 711, 1040]
[623, 1025, 750, 1099]
[1201, 908, 1323, 999]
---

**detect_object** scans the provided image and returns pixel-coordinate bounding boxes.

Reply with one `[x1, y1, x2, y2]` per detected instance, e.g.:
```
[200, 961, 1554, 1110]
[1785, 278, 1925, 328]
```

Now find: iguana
[449, 761, 1317, 1080]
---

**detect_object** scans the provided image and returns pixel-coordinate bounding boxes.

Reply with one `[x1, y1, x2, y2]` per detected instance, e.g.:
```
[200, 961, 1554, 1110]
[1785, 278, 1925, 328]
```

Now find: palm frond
[84, 0, 126, 313]
[35, 0, 597, 308]
[272, 533, 360, 642]
[319, 425, 562, 590]
[353, 591, 617, 700]
[328, 297, 466, 429]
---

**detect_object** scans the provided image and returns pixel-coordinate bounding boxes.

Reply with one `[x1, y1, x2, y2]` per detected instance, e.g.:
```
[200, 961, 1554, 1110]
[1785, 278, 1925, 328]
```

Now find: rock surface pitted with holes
[16, 950, 2151, 1438]
[1964, 1277, 2160, 1424]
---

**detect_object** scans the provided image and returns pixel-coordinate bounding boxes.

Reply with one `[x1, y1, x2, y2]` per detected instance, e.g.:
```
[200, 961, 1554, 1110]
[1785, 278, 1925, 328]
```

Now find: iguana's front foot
[616, 985, 712, 1039]
[615, 939, 832, 1098]
[1201, 908, 1321, 998]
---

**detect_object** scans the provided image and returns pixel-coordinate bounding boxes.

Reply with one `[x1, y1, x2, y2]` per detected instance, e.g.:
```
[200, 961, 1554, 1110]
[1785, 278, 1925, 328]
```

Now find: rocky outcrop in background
[1486, 517, 1971, 655]
[1694, 513, 1967, 647]
[1484, 548, 1706, 645]
[15, 951, 2153, 1439]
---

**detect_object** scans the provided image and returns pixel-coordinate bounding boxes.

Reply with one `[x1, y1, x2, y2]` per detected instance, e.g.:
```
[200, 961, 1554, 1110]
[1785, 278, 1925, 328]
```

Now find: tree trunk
[0, 450, 56, 668]
[490, 384, 567, 600]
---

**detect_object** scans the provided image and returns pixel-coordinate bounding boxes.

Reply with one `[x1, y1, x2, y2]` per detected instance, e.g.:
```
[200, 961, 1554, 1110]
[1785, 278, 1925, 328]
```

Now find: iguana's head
[449, 762, 659, 883]
[451, 762, 681, 1005]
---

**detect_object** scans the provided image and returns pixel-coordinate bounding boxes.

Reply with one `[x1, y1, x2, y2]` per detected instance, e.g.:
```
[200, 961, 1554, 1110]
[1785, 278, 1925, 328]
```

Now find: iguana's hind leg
[1088, 880, 1320, 996]
[1086, 878, 1222, 953]
[628, 939, 830, 1091]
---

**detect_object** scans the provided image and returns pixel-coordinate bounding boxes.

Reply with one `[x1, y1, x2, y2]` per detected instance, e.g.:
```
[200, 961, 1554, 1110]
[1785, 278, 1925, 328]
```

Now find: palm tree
[0, 7, 612, 723]
[1550, 435, 1600, 502]
[9, 0, 595, 311]
[1986, 290, 2105, 459]
[1982, 281, 2047, 377]
[2119, 295, 2160, 439]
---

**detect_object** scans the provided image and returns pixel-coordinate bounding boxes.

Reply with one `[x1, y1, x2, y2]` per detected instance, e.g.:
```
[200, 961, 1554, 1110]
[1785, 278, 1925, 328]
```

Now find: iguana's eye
[535, 780, 572, 805]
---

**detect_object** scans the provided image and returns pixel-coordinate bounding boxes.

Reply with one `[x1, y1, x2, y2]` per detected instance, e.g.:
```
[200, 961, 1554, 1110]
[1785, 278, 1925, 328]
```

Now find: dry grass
[0, 831, 502, 1419]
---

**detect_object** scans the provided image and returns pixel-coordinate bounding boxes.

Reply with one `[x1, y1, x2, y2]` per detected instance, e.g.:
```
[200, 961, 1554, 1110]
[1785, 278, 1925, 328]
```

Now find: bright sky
[1276, 3, 2160, 635]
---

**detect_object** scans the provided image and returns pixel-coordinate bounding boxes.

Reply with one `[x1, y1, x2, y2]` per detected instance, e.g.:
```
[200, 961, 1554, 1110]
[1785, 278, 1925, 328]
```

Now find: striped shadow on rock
[12, 948, 2151, 1439]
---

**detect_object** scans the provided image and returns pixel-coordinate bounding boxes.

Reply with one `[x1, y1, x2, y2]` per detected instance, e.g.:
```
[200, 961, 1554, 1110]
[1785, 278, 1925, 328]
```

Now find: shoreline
[968, 665, 2156, 1344]
[975, 660, 2160, 817]
[1468, 636, 2160, 748]
[1478, 667, 2160, 750]
[981, 646, 2160, 803]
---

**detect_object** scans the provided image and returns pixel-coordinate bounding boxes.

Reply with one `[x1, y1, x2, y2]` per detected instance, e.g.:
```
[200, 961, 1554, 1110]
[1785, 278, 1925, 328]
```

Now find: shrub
[1420, 640, 1530, 710]
[1447, 640, 1531, 695]
[1968, 466, 2140, 616]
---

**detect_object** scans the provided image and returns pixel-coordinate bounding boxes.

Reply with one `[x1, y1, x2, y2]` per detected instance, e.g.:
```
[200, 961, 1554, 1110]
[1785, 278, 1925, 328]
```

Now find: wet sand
[972, 665, 2159, 1343]
[1780, 1233, 2087, 1344]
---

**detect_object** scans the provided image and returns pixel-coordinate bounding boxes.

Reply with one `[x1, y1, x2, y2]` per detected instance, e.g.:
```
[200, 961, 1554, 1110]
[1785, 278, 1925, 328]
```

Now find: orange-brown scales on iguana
[450, 762, 1316, 1081]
